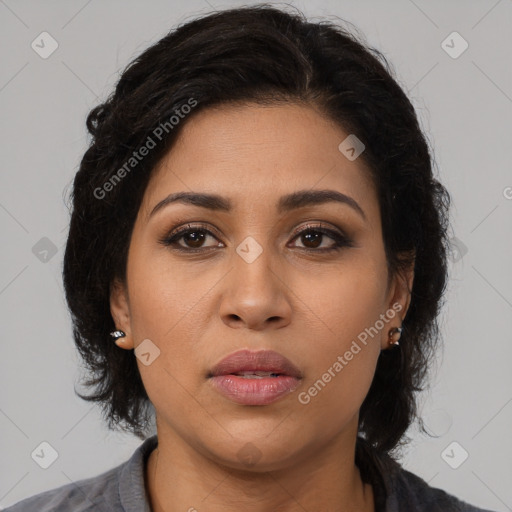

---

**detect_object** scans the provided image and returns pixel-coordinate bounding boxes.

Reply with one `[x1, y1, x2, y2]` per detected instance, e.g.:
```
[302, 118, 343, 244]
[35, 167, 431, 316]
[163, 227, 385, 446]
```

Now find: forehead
[142, 103, 377, 219]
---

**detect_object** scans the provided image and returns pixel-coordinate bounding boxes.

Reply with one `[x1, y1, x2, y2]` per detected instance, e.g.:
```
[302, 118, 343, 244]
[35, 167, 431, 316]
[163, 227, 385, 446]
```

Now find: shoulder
[356, 438, 496, 512]
[385, 459, 497, 512]
[2, 464, 121, 512]
[3, 435, 158, 512]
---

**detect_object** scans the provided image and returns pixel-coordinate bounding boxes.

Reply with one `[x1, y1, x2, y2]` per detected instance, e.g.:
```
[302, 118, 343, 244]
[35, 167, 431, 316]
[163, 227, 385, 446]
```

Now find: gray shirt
[4, 435, 496, 511]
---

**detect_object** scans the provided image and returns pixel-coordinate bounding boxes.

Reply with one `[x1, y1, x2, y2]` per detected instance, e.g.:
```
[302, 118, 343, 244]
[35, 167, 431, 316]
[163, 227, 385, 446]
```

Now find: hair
[63, 3, 451, 455]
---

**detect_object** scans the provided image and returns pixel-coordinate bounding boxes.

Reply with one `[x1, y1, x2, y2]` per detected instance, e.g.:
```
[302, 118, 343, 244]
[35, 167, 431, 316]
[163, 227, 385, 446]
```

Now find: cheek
[293, 258, 386, 412]
[126, 241, 199, 338]
[296, 254, 386, 340]
[125, 242, 229, 404]
[126, 266, 201, 418]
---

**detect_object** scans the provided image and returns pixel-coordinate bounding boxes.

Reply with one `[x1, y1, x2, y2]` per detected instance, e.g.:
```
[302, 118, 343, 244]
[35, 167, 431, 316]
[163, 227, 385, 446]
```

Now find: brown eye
[181, 230, 208, 248]
[159, 223, 353, 253]
[160, 224, 224, 251]
[298, 231, 326, 249]
[289, 225, 353, 252]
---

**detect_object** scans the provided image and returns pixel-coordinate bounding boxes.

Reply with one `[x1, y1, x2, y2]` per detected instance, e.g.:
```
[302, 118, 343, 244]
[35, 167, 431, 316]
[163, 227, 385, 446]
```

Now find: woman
[5, 4, 496, 511]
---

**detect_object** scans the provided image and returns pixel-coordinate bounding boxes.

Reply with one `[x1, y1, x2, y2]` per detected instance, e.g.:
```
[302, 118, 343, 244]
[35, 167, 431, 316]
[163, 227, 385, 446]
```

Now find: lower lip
[209, 375, 301, 405]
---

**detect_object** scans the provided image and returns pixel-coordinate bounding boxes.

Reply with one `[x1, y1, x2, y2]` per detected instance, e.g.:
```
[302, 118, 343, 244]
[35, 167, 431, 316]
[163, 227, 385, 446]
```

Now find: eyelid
[288, 222, 353, 249]
[161, 221, 342, 240]
[289, 221, 345, 239]
[166, 221, 222, 239]
[159, 222, 224, 248]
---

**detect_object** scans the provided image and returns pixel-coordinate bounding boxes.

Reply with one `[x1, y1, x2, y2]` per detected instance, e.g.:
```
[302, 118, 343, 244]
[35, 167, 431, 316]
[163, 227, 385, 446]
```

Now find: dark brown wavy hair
[63, 3, 451, 455]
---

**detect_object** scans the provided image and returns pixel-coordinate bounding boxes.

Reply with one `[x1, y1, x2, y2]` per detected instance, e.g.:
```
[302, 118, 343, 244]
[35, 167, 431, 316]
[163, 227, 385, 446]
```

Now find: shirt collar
[118, 435, 158, 512]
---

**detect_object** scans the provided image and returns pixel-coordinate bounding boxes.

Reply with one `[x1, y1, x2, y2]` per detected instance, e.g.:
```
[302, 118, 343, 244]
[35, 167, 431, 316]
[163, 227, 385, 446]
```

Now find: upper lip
[209, 349, 303, 378]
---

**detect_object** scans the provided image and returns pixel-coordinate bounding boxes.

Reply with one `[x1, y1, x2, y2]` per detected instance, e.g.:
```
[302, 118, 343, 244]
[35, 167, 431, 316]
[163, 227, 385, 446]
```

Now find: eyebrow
[149, 189, 367, 221]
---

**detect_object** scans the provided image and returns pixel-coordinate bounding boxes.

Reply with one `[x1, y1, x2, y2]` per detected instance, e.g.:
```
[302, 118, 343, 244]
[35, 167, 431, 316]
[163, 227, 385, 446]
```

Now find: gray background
[1, 0, 511, 510]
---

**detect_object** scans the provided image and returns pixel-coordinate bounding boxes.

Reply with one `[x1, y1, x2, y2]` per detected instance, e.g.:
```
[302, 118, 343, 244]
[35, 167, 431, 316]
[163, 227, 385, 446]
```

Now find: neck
[144, 420, 375, 512]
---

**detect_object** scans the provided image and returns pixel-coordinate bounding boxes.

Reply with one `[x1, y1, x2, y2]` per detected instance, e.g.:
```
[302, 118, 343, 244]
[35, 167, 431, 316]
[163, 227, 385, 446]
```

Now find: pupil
[303, 232, 321, 248]
[184, 231, 205, 247]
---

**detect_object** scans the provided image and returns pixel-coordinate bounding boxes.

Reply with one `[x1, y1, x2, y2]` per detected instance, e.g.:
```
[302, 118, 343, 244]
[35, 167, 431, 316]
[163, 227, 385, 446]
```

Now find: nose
[219, 248, 292, 331]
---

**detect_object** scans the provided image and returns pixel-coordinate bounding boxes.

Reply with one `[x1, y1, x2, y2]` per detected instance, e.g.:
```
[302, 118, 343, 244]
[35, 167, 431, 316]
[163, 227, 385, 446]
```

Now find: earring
[110, 330, 126, 342]
[388, 326, 402, 347]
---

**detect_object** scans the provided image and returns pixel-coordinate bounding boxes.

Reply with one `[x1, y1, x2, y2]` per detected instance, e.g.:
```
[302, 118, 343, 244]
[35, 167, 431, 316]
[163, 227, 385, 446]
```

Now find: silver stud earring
[388, 326, 402, 347]
[110, 330, 126, 341]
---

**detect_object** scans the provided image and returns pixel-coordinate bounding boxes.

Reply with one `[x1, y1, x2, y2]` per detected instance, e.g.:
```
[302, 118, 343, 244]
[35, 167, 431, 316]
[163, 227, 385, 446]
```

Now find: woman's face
[111, 102, 413, 470]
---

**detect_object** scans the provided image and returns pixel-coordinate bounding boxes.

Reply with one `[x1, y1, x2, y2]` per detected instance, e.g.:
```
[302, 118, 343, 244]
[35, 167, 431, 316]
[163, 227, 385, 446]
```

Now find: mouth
[208, 349, 302, 405]
[228, 371, 283, 378]
[208, 348, 303, 379]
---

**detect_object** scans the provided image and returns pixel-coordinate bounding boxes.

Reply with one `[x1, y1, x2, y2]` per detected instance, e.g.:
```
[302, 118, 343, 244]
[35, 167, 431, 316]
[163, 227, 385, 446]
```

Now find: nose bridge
[219, 235, 291, 329]
[232, 237, 279, 302]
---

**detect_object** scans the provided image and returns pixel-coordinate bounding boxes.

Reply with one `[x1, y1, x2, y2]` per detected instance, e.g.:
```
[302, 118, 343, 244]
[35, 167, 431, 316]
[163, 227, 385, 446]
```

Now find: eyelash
[159, 222, 354, 254]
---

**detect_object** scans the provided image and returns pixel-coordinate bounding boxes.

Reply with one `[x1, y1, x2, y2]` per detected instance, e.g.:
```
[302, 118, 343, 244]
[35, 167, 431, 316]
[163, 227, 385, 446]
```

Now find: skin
[110, 102, 414, 512]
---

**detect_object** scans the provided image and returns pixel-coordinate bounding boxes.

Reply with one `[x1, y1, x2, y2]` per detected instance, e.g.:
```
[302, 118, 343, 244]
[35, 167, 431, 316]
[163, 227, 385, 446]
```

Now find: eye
[159, 222, 353, 253]
[159, 223, 224, 251]
[289, 224, 353, 252]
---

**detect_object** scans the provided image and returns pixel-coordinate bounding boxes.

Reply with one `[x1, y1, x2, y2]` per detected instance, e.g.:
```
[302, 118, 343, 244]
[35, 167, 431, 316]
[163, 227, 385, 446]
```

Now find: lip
[208, 349, 303, 405]
[209, 349, 303, 378]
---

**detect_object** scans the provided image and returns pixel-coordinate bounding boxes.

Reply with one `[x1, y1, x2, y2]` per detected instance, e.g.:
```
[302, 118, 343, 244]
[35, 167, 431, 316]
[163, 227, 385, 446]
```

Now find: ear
[110, 278, 134, 350]
[381, 252, 415, 350]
